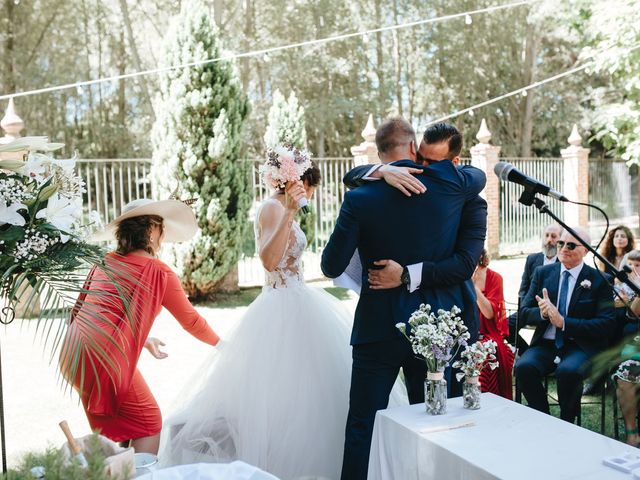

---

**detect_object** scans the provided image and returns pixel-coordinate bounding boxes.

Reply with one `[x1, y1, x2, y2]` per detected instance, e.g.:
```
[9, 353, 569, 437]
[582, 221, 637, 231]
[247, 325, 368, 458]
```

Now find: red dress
[60, 253, 219, 441]
[479, 268, 514, 400]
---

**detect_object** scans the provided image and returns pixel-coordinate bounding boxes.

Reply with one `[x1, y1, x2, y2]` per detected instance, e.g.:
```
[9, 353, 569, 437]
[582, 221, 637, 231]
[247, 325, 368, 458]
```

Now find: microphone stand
[518, 187, 640, 298]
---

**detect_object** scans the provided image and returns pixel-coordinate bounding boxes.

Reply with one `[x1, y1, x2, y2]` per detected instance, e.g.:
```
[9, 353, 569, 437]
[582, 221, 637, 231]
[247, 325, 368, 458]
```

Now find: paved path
[2, 256, 527, 467]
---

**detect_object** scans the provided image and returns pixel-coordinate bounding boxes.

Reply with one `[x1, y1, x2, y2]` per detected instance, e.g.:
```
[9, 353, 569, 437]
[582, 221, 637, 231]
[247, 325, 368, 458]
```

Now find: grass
[196, 285, 352, 309]
[518, 376, 621, 440]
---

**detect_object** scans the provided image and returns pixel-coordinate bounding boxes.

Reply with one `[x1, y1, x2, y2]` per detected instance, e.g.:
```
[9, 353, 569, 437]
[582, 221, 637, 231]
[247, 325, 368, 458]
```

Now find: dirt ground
[2, 256, 526, 468]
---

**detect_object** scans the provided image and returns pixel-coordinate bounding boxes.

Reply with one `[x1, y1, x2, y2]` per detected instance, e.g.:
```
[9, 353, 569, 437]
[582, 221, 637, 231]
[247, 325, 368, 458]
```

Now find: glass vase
[463, 376, 481, 410]
[424, 371, 447, 415]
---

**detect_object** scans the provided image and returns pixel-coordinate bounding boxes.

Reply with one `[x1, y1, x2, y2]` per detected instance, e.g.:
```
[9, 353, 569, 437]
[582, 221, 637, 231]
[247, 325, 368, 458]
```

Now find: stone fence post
[351, 114, 378, 165]
[560, 125, 590, 228]
[470, 119, 501, 258]
[0, 98, 25, 156]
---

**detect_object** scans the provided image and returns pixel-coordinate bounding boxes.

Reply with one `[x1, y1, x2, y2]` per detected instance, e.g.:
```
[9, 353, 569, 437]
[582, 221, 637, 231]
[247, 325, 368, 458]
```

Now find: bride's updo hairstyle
[301, 162, 321, 187]
[116, 215, 164, 255]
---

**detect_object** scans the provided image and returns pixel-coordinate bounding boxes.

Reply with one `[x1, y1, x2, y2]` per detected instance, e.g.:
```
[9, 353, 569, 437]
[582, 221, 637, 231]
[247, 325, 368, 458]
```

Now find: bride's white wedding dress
[159, 199, 406, 479]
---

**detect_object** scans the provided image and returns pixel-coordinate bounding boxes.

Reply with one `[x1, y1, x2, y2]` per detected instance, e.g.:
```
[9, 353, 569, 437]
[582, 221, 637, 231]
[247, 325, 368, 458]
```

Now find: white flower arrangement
[0, 136, 105, 324]
[580, 279, 591, 290]
[0, 137, 85, 249]
[452, 340, 499, 383]
[396, 304, 470, 373]
[259, 144, 312, 190]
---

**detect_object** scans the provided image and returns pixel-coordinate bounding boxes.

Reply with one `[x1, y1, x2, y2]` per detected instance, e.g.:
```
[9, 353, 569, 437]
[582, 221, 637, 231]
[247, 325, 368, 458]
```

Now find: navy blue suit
[515, 262, 615, 423]
[343, 162, 486, 341]
[322, 159, 486, 480]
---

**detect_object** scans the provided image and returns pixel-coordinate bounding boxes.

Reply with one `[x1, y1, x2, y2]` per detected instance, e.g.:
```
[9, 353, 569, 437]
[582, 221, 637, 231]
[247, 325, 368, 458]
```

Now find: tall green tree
[151, 0, 250, 297]
[263, 89, 307, 149]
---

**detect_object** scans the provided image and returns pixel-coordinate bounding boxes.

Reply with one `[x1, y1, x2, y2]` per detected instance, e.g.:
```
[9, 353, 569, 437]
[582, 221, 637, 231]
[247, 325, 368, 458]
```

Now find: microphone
[494, 161, 568, 202]
[298, 197, 310, 214]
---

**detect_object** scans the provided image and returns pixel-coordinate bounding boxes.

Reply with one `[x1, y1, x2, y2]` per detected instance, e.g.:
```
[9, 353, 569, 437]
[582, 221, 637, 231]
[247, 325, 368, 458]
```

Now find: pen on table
[419, 421, 476, 434]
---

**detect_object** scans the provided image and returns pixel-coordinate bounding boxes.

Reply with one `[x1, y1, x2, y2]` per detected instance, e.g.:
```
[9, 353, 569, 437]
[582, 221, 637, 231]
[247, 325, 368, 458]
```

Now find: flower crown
[260, 144, 312, 190]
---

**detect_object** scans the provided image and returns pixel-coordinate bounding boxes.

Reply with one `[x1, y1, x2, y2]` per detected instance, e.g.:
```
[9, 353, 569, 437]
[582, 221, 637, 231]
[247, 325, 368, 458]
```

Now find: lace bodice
[256, 199, 307, 289]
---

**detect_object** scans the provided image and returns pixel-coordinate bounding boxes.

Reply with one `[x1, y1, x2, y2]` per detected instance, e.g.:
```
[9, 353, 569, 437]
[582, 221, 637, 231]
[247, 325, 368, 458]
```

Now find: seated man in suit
[509, 223, 563, 353]
[515, 227, 615, 423]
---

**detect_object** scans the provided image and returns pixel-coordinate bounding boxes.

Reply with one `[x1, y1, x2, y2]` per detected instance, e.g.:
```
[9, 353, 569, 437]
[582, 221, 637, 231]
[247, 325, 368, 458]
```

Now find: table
[368, 393, 633, 480]
[136, 461, 280, 479]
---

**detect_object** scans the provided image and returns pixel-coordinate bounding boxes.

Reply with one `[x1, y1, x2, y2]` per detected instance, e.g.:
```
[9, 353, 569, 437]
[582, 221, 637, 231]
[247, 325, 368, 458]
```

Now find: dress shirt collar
[560, 261, 584, 280]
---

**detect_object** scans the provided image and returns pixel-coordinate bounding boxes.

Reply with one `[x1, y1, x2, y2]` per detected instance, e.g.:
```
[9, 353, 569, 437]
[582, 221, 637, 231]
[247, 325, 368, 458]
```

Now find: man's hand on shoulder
[379, 164, 426, 197]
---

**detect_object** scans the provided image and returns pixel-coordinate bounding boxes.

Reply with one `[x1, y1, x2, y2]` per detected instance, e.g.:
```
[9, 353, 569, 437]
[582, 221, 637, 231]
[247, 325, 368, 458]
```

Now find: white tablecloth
[136, 461, 280, 480]
[368, 393, 633, 480]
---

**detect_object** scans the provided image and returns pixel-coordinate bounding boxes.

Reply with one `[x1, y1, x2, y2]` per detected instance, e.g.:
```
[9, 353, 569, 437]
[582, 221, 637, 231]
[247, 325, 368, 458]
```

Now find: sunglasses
[557, 240, 580, 251]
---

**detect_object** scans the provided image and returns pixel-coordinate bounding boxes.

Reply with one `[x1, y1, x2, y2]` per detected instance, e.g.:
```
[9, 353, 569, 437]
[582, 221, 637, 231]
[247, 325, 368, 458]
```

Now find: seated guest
[508, 224, 562, 352]
[515, 227, 615, 423]
[596, 225, 636, 272]
[614, 291, 640, 445]
[473, 249, 514, 399]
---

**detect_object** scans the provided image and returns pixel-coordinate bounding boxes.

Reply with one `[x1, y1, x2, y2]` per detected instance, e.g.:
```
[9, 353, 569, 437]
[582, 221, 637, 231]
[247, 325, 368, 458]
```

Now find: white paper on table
[333, 250, 362, 295]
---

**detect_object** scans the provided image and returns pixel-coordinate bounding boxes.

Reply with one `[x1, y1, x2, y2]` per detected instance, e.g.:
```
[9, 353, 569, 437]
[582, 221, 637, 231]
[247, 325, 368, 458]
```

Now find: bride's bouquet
[259, 144, 312, 213]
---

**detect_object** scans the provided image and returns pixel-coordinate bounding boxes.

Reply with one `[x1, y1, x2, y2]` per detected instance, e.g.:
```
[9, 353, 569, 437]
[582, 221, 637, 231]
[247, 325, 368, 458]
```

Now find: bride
[160, 161, 406, 479]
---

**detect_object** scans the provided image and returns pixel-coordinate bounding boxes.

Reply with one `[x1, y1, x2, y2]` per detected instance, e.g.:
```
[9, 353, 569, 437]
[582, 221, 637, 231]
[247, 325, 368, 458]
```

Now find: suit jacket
[343, 162, 488, 340]
[518, 252, 560, 300]
[520, 262, 615, 356]
[322, 159, 486, 345]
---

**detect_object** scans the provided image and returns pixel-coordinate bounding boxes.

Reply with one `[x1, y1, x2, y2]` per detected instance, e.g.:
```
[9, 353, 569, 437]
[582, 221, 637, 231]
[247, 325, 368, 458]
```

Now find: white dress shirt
[543, 255, 557, 266]
[543, 262, 584, 339]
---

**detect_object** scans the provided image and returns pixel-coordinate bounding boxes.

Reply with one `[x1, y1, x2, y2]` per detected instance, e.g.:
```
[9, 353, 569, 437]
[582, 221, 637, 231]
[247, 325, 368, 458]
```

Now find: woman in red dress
[59, 199, 220, 454]
[473, 249, 514, 399]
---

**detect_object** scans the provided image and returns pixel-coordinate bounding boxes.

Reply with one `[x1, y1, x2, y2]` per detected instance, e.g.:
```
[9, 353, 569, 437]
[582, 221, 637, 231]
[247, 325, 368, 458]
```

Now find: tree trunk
[391, 0, 402, 116]
[117, 28, 127, 127]
[520, 23, 538, 157]
[118, 0, 156, 122]
[374, 0, 385, 110]
[2, 0, 16, 93]
[213, 0, 224, 27]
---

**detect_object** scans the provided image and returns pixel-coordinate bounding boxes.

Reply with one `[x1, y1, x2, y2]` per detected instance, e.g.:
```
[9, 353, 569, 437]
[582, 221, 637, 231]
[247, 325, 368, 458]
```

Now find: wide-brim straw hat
[92, 199, 198, 243]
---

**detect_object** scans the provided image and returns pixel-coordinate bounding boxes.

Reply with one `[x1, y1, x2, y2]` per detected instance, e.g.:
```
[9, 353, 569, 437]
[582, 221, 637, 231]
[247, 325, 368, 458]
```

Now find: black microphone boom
[494, 161, 568, 202]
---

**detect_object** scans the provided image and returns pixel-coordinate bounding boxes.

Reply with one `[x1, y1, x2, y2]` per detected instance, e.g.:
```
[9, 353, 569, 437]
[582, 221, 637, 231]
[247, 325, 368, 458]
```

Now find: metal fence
[77, 159, 152, 224]
[589, 158, 638, 239]
[76, 157, 639, 286]
[498, 158, 565, 256]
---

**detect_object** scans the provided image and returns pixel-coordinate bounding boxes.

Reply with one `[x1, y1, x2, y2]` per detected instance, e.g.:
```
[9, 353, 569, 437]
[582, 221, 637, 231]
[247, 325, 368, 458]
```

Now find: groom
[321, 117, 486, 480]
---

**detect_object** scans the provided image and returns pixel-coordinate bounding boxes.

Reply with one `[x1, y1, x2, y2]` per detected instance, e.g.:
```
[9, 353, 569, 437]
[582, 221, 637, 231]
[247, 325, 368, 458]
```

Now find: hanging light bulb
[468, 109, 475, 117]
[76, 84, 83, 95]
[363, 33, 369, 44]
[521, 89, 528, 97]
[465, 14, 472, 25]
[263, 53, 270, 62]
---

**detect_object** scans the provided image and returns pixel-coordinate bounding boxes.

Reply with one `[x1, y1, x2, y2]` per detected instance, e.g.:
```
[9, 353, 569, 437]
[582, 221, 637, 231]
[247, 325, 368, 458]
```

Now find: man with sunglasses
[515, 228, 615, 423]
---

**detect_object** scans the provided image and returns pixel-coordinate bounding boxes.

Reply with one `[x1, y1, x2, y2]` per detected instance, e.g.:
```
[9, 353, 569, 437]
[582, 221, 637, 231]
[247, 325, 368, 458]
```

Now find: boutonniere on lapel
[580, 279, 592, 290]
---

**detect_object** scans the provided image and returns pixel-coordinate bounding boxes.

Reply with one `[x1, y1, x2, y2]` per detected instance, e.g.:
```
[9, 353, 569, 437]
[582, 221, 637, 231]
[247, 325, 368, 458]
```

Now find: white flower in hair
[580, 279, 591, 289]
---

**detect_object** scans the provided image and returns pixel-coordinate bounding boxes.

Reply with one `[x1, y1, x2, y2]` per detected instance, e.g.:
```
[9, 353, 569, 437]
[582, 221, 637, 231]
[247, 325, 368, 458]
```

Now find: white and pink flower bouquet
[259, 144, 312, 191]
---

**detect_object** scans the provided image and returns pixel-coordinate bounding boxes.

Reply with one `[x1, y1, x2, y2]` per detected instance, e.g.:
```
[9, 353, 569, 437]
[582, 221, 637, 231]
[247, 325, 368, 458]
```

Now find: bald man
[515, 228, 615, 423]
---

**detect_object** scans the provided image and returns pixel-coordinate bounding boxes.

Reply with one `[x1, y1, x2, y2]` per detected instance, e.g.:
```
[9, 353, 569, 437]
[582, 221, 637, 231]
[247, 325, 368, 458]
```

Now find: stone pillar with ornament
[470, 119, 501, 258]
[351, 114, 378, 166]
[560, 125, 590, 228]
[0, 98, 25, 155]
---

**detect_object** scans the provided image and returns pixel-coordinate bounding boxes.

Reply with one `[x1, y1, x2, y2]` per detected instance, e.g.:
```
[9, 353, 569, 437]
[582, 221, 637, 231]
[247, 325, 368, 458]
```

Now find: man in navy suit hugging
[515, 227, 615, 423]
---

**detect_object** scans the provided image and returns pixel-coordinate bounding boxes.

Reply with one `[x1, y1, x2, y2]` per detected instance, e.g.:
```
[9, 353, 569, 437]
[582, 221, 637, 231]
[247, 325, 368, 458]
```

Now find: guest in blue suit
[508, 223, 562, 352]
[321, 117, 486, 480]
[515, 227, 615, 423]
